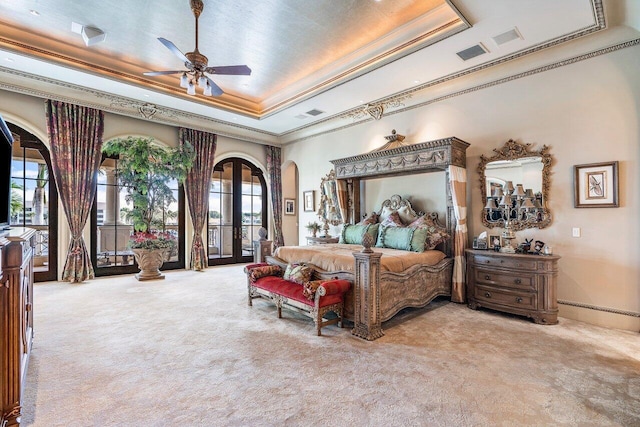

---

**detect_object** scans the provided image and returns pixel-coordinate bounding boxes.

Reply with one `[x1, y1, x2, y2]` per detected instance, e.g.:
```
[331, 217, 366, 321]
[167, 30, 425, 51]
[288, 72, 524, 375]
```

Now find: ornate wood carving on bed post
[351, 235, 384, 340]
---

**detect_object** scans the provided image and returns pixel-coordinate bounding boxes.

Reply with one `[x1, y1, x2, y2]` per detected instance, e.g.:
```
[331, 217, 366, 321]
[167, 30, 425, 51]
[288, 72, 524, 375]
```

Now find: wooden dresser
[1, 228, 36, 427]
[466, 249, 560, 325]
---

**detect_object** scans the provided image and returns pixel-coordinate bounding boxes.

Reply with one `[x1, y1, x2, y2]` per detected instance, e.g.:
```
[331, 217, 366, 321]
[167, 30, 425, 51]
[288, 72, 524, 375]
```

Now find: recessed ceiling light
[143, 94, 150, 98]
[5, 58, 14, 62]
[414, 80, 420, 84]
[359, 100, 364, 104]
[29, 10, 40, 16]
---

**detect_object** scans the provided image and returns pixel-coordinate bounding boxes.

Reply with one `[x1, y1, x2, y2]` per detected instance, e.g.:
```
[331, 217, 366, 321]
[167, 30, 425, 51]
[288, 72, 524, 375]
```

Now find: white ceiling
[0, 0, 637, 144]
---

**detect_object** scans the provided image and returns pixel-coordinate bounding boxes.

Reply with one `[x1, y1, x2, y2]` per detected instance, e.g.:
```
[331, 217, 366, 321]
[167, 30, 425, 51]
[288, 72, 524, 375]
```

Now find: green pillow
[376, 226, 428, 252]
[339, 223, 379, 245]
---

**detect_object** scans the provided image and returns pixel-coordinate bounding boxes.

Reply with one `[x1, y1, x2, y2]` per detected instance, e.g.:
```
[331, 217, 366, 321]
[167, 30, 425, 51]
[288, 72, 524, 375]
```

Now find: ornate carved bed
[258, 136, 470, 340]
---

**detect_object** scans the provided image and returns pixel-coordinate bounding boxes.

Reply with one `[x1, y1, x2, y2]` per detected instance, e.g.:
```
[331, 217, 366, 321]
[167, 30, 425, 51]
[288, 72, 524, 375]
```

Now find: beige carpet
[22, 265, 640, 426]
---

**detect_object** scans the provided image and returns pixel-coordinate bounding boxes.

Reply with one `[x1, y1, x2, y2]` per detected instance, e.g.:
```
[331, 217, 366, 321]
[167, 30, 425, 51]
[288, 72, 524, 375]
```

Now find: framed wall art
[574, 161, 619, 208]
[303, 190, 315, 212]
[284, 199, 295, 215]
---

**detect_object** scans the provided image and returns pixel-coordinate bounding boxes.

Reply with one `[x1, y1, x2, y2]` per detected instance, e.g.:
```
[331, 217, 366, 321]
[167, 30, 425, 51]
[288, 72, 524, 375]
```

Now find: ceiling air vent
[456, 43, 488, 61]
[305, 108, 325, 116]
[295, 114, 308, 120]
[492, 28, 523, 46]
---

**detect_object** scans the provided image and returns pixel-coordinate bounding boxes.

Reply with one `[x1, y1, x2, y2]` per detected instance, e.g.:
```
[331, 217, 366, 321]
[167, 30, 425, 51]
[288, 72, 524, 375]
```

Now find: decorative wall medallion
[138, 103, 158, 119]
[365, 104, 384, 120]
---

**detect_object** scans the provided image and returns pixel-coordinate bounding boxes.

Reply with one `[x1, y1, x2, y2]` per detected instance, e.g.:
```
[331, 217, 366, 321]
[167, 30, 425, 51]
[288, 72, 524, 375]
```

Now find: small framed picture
[477, 240, 488, 250]
[574, 161, 619, 208]
[488, 234, 501, 249]
[284, 199, 295, 215]
[303, 190, 315, 212]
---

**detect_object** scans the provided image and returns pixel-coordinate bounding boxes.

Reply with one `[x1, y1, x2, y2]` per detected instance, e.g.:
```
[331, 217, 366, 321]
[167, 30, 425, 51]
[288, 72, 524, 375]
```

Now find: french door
[208, 158, 266, 265]
[8, 123, 58, 282]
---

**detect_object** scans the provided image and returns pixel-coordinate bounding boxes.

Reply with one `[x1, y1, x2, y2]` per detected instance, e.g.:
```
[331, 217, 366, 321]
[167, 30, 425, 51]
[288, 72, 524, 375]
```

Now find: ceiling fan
[143, 0, 251, 97]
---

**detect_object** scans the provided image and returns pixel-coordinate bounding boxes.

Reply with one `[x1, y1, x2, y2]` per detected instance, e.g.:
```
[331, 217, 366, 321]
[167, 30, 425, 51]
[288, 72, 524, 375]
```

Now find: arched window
[91, 154, 186, 276]
[8, 123, 58, 282]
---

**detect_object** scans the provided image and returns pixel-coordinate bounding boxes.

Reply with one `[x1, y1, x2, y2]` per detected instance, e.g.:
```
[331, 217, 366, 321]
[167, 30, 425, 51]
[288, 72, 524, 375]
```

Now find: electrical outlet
[572, 227, 581, 237]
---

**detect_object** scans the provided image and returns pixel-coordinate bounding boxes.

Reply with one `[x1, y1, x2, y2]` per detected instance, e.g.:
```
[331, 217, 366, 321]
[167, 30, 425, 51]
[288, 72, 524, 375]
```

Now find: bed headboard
[375, 194, 449, 254]
[377, 194, 419, 224]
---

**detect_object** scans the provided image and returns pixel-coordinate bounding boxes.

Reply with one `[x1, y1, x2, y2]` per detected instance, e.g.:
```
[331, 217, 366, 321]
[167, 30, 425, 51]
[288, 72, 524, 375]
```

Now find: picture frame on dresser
[574, 161, 619, 208]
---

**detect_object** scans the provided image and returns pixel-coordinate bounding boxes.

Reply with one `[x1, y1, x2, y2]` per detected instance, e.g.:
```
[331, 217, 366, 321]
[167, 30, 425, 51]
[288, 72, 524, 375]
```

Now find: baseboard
[558, 300, 640, 333]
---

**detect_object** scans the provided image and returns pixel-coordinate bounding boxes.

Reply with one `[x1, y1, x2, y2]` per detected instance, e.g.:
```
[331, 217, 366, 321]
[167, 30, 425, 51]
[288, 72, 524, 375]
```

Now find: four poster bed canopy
[257, 135, 470, 340]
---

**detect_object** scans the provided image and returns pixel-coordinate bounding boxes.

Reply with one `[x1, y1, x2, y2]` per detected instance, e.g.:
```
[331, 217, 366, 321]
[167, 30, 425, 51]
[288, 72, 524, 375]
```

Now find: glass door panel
[9, 127, 58, 282]
[209, 158, 266, 265]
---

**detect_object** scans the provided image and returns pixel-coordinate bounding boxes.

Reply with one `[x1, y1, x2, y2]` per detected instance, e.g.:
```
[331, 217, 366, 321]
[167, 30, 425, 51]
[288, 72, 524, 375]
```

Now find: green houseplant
[102, 136, 195, 280]
[305, 221, 321, 237]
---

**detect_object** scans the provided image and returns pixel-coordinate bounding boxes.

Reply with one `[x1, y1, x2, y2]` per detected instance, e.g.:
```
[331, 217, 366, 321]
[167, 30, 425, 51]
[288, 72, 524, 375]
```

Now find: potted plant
[102, 136, 195, 280]
[305, 221, 321, 237]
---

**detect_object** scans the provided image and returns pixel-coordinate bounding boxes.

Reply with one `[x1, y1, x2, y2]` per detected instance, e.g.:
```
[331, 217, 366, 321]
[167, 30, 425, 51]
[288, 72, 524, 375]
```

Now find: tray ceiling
[0, 0, 634, 144]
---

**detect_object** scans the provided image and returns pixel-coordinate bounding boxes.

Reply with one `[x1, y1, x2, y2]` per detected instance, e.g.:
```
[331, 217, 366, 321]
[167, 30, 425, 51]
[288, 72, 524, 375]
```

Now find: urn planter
[132, 248, 167, 281]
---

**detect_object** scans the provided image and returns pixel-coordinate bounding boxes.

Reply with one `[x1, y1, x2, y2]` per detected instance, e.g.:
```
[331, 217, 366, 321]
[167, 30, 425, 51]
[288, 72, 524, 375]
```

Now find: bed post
[351, 236, 384, 340]
[253, 227, 273, 263]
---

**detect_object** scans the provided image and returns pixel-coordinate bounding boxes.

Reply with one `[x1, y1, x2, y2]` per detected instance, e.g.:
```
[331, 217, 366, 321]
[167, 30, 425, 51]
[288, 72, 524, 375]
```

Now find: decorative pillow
[302, 280, 324, 301]
[283, 263, 313, 284]
[408, 215, 450, 250]
[379, 211, 404, 227]
[249, 265, 283, 282]
[339, 223, 379, 245]
[357, 212, 379, 225]
[376, 225, 428, 252]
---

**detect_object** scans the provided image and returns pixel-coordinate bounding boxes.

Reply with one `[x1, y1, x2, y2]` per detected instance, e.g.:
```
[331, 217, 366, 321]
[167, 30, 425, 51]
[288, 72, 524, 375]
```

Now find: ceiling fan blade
[206, 77, 224, 96]
[157, 37, 192, 65]
[143, 70, 185, 76]
[204, 65, 251, 75]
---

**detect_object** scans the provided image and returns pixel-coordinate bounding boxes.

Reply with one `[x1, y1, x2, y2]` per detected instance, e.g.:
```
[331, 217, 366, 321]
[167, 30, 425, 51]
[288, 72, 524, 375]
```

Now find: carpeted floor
[22, 265, 640, 426]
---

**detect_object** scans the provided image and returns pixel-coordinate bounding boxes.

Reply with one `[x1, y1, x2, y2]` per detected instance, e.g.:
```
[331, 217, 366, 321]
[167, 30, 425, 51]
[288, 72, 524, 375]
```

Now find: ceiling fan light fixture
[197, 75, 207, 89]
[187, 81, 196, 95]
[180, 73, 189, 88]
[203, 82, 212, 96]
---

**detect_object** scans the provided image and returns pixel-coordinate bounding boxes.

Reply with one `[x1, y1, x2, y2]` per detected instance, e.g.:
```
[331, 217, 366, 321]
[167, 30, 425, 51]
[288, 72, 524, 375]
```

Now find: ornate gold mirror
[318, 170, 346, 233]
[478, 139, 553, 231]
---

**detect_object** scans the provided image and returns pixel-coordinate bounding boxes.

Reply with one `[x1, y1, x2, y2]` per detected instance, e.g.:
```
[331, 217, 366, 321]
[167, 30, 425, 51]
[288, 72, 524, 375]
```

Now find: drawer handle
[484, 275, 491, 280]
[516, 297, 523, 304]
[484, 292, 491, 298]
[514, 278, 522, 285]
[485, 260, 490, 263]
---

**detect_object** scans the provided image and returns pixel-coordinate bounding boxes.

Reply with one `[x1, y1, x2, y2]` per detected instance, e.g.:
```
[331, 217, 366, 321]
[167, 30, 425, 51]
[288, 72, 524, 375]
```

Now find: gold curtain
[448, 165, 467, 302]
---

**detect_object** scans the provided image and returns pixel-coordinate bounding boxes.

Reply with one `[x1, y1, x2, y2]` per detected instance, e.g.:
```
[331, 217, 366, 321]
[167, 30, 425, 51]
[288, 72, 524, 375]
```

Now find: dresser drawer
[474, 285, 537, 310]
[472, 254, 538, 271]
[474, 268, 535, 290]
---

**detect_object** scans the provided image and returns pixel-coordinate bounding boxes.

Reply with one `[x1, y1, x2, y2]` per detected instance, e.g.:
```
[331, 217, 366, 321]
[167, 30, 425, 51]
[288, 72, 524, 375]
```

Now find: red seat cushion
[254, 277, 343, 307]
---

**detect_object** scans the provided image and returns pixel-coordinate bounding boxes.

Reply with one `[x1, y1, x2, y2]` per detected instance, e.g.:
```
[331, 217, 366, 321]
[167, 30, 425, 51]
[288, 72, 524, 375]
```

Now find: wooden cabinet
[466, 249, 560, 325]
[306, 236, 339, 245]
[1, 228, 36, 427]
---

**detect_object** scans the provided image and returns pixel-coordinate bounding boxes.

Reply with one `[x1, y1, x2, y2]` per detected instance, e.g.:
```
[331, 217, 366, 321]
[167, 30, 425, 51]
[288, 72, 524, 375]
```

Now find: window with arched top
[90, 153, 186, 276]
[208, 157, 266, 265]
[8, 123, 58, 282]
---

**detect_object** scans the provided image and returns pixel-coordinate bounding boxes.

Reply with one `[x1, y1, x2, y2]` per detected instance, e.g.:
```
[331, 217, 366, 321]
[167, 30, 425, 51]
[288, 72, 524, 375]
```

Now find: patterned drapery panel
[448, 165, 468, 303]
[45, 100, 104, 282]
[266, 146, 284, 248]
[181, 128, 217, 270]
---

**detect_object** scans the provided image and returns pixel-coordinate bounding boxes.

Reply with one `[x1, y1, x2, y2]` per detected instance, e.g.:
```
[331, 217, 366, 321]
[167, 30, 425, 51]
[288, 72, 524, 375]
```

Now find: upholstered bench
[244, 263, 351, 336]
